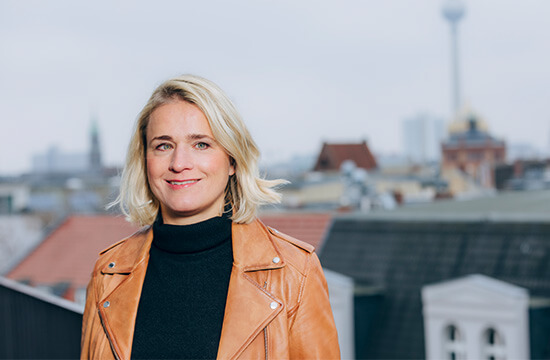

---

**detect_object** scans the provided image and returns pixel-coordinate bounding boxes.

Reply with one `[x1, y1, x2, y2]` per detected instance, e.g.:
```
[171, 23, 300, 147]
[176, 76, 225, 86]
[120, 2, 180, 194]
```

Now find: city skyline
[1, 0, 549, 175]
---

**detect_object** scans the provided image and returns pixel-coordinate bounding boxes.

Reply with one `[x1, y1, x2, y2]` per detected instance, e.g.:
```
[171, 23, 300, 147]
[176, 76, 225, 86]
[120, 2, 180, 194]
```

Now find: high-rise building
[403, 114, 445, 164]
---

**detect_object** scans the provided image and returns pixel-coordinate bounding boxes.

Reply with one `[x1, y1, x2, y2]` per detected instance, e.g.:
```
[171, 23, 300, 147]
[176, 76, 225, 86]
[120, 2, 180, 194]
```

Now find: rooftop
[320, 201, 550, 359]
[259, 212, 332, 251]
[313, 141, 378, 172]
[354, 189, 550, 222]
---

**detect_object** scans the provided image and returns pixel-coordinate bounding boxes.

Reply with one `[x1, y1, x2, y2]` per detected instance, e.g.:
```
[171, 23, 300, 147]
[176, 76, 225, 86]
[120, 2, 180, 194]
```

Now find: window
[443, 325, 465, 360]
[482, 327, 506, 360]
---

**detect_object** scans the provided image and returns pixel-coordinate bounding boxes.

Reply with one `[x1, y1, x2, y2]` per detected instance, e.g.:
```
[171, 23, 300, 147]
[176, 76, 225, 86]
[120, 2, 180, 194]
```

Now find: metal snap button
[108, 262, 115, 268]
[270, 301, 278, 310]
[272, 257, 280, 264]
[103, 301, 110, 308]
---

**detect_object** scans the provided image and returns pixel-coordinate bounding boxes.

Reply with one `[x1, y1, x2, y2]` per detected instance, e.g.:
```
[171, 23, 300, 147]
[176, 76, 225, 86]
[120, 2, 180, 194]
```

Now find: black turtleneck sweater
[131, 214, 233, 359]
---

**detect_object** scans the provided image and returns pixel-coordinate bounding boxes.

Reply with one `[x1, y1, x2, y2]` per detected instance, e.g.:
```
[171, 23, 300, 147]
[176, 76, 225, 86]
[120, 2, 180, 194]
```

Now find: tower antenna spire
[442, 0, 466, 118]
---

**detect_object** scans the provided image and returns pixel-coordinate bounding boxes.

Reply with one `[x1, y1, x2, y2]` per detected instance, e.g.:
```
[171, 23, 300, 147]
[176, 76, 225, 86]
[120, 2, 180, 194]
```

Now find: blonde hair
[111, 74, 287, 226]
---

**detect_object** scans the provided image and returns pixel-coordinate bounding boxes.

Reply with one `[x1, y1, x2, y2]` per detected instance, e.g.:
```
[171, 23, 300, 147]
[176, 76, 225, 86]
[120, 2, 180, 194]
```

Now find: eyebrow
[150, 135, 173, 143]
[149, 134, 215, 144]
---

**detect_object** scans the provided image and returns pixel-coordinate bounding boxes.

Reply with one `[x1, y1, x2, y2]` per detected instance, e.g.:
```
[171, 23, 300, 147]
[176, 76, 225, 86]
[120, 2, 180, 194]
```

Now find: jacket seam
[284, 260, 307, 277]
[286, 253, 312, 325]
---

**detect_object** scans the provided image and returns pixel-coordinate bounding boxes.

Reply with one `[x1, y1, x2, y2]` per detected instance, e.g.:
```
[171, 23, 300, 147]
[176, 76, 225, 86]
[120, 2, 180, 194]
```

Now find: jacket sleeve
[81, 273, 98, 359]
[288, 252, 341, 359]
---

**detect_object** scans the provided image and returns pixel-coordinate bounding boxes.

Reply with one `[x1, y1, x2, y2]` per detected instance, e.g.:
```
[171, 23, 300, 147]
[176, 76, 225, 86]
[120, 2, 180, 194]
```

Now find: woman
[81, 75, 340, 359]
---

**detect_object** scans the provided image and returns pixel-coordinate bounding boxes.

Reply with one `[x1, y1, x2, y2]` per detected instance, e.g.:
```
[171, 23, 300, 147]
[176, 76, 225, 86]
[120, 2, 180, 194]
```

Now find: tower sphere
[442, 0, 465, 23]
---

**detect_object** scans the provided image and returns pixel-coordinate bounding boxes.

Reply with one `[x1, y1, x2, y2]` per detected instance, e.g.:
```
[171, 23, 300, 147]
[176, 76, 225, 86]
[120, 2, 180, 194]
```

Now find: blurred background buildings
[1, 0, 550, 358]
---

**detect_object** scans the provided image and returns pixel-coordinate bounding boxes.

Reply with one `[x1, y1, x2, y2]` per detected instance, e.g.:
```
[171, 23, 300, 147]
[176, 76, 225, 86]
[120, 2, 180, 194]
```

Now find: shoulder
[99, 225, 150, 255]
[266, 225, 315, 254]
[263, 223, 319, 275]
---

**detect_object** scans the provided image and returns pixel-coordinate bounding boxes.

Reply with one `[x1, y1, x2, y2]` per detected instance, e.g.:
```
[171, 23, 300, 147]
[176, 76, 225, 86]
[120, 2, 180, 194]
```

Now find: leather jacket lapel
[216, 266, 283, 359]
[217, 220, 285, 359]
[97, 228, 153, 360]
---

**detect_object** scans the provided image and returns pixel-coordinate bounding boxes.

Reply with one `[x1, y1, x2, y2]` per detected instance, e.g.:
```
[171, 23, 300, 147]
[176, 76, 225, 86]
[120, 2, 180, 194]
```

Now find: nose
[169, 147, 193, 173]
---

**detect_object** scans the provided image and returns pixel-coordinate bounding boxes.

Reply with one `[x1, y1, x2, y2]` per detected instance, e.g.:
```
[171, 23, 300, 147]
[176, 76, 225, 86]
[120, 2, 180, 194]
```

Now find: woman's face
[145, 100, 235, 225]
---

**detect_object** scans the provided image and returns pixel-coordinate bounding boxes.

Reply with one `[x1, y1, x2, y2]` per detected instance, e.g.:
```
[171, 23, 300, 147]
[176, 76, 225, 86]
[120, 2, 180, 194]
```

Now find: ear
[228, 160, 236, 176]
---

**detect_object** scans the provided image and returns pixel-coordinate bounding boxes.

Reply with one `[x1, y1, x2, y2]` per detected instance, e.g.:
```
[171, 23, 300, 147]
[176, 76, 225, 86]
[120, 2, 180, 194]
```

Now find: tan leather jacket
[81, 219, 340, 359]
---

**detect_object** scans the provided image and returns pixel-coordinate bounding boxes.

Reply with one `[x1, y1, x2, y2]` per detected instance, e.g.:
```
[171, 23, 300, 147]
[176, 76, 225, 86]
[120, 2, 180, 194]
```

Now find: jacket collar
[101, 219, 284, 274]
[99, 226, 152, 276]
[231, 218, 285, 271]
[97, 218, 286, 360]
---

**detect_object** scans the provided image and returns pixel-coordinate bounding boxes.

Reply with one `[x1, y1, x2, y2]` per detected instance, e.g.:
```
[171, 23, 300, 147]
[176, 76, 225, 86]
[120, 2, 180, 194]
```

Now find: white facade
[422, 274, 530, 360]
[324, 268, 355, 360]
[403, 113, 445, 163]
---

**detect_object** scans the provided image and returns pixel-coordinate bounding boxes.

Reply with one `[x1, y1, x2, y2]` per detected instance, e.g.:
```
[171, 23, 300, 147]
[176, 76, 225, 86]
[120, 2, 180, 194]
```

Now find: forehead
[146, 100, 213, 138]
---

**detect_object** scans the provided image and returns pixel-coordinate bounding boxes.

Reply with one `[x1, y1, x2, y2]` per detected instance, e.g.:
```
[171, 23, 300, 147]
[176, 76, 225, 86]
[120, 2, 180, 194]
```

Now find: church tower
[89, 116, 102, 173]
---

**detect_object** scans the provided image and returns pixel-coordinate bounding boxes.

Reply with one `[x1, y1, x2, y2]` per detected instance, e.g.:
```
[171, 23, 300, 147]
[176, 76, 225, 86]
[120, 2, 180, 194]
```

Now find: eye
[155, 143, 173, 151]
[195, 142, 209, 150]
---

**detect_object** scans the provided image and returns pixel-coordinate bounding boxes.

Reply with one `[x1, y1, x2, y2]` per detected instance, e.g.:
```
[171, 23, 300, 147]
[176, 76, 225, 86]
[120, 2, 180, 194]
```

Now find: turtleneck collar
[152, 212, 232, 254]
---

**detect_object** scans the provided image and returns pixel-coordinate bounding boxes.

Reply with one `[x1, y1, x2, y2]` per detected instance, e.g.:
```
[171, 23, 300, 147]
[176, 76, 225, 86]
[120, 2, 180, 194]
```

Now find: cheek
[212, 157, 234, 178]
[146, 157, 162, 183]
[198, 154, 225, 174]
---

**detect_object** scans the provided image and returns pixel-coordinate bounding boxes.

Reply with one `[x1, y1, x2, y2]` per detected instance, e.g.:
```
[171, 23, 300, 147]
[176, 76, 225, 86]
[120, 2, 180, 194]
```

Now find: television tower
[442, 0, 466, 117]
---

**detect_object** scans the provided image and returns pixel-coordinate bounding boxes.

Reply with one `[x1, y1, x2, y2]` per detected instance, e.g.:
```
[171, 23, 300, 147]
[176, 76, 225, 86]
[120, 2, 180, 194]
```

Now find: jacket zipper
[263, 281, 269, 360]
[98, 308, 122, 360]
[264, 327, 268, 360]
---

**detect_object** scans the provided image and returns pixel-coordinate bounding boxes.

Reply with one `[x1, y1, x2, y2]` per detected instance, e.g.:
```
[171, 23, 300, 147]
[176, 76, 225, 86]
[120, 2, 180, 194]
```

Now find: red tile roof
[259, 212, 332, 251]
[7, 215, 139, 292]
[313, 141, 378, 171]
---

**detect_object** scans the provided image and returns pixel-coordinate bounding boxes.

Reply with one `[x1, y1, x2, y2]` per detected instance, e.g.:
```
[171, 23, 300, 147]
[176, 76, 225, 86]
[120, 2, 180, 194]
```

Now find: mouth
[167, 179, 199, 186]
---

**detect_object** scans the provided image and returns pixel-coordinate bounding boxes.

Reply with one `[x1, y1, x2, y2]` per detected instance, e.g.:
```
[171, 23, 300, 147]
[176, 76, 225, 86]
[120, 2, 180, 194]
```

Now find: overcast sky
[1, 0, 549, 175]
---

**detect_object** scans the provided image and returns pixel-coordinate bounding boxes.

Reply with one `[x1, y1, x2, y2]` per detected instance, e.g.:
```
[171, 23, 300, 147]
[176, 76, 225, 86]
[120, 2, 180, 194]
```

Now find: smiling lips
[167, 179, 199, 188]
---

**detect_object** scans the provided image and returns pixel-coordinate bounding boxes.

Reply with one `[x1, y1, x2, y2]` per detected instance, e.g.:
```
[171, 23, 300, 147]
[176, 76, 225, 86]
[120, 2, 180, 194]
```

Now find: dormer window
[443, 325, 465, 360]
[482, 327, 505, 360]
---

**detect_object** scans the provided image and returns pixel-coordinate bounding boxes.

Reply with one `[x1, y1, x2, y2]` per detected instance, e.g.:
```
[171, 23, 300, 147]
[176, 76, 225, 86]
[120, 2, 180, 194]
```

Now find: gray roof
[357, 190, 550, 222]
